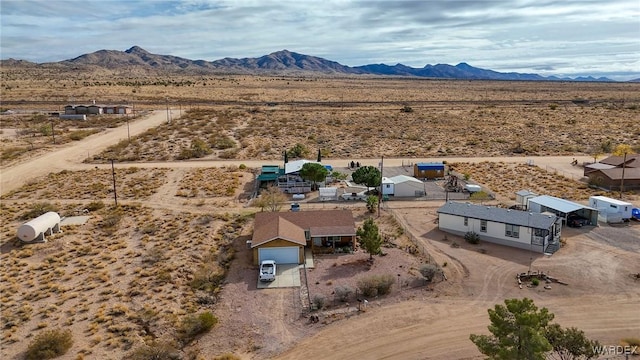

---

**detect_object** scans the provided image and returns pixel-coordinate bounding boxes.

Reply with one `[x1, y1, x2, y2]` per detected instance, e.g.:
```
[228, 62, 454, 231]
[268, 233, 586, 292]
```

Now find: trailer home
[588, 196, 633, 223]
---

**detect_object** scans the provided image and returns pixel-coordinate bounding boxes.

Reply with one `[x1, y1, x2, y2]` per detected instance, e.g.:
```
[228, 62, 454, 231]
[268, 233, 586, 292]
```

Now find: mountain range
[1, 46, 623, 82]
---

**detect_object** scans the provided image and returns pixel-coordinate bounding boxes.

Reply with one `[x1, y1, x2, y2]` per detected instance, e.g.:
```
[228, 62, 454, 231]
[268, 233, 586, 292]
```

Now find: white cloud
[1, 0, 638, 80]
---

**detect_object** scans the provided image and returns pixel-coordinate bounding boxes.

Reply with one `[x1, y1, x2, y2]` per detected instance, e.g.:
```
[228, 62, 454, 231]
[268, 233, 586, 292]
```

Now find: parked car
[566, 214, 589, 227]
[632, 208, 640, 221]
[259, 260, 276, 282]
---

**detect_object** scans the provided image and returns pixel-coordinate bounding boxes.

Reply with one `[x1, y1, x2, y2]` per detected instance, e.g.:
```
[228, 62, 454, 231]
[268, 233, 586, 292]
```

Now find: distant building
[414, 162, 445, 179]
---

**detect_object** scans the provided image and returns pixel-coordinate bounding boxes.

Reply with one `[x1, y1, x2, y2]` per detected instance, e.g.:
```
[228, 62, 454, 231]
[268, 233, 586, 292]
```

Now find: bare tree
[253, 185, 287, 212]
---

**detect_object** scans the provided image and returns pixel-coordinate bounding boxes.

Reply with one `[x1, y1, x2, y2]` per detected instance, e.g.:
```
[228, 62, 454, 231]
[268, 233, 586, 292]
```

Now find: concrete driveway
[257, 264, 301, 288]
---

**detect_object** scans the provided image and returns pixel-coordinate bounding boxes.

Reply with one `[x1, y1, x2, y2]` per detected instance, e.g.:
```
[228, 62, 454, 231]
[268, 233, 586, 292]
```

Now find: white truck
[259, 260, 276, 282]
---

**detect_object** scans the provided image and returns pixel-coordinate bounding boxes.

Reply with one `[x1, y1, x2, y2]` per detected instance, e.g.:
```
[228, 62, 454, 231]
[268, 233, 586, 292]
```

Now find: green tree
[287, 143, 310, 159]
[299, 162, 328, 190]
[356, 218, 382, 260]
[352, 165, 381, 189]
[331, 171, 348, 181]
[544, 324, 600, 360]
[470, 298, 554, 360]
[253, 185, 287, 212]
[366, 195, 378, 213]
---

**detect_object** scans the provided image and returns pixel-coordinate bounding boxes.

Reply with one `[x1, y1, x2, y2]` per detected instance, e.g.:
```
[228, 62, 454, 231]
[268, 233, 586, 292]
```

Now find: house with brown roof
[250, 210, 356, 265]
[584, 154, 640, 190]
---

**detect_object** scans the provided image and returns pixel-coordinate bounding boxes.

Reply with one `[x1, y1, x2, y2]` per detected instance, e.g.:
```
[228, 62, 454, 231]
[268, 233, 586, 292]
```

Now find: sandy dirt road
[0, 107, 591, 196]
[0, 110, 176, 195]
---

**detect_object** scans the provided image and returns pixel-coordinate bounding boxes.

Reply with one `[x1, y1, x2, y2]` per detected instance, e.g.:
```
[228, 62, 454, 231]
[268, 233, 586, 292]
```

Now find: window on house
[505, 224, 520, 238]
[386, 184, 391, 188]
[480, 220, 487, 232]
[464, 217, 468, 226]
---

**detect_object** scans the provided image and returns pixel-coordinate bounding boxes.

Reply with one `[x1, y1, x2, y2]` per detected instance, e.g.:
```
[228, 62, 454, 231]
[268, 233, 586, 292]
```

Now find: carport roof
[528, 195, 596, 213]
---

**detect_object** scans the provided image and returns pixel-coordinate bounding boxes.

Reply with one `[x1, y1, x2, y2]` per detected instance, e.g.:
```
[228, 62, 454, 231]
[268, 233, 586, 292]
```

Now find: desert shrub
[620, 338, 640, 352]
[419, 264, 439, 282]
[1, 146, 29, 161]
[179, 312, 218, 341]
[357, 274, 395, 297]
[214, 354, 242, 360]
[366, 195, 378, 213]
[334, 285, 354, 302]
[464, 231, 480, 244]
[19, 202, 58, 220]
[312, 294, 326, 310]
[238, 163, 246, 170]
[531, 278, 540, 286]
[85, 201, 105, 212]
[69, 129, 98, 141]
[99, 208, 123, 231]
[451, 241, 460, 248]
[129, 340, 179, 360]
[211, 135, 236, 150]
[401, 105, 413, 113]
[25, 328, 73, 360]
[189, 268, 225, 292]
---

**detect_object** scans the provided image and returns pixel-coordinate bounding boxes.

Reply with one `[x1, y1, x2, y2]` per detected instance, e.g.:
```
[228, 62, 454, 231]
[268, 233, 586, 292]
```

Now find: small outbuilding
[414, 162, 445, 180]
[388, 175, 426, 197]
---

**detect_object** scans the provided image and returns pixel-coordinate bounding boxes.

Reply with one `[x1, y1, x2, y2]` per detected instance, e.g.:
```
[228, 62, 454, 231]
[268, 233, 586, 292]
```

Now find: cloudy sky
[1, 0, 639, 80]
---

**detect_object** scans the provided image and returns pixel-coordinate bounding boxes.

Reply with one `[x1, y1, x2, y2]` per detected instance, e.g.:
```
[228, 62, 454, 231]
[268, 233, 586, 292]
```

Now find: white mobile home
[437, 202, 562, 254]
[589, 196, 633, 223]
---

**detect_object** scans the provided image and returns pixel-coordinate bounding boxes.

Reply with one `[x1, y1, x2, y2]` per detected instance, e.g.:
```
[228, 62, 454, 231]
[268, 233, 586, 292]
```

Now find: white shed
[381, 177, 394, 196]
[589, 196, 633, 223]
[17, 212, 61, 243]
[388, 175, 425, 197]
[318, 187, 338, 201]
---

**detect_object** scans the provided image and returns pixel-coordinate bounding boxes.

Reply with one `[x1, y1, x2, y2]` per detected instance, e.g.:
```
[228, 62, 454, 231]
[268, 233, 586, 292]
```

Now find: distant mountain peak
[125, 46, 149, 55]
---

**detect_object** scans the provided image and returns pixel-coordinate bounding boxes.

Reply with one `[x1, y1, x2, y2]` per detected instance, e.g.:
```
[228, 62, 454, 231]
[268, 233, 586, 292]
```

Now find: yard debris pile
[516, 271, 568, 288]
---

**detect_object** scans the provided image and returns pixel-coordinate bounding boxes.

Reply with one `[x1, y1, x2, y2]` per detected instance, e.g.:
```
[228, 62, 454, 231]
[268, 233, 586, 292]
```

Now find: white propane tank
[17, 212, 61, 242]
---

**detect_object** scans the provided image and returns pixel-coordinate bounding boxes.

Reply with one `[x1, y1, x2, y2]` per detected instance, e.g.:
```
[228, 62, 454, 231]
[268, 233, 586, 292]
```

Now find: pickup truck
[259, 260, 276, 282]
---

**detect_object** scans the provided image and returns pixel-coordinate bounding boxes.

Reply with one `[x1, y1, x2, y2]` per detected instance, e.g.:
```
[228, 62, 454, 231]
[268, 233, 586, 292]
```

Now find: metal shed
[414, 162, 445, 179]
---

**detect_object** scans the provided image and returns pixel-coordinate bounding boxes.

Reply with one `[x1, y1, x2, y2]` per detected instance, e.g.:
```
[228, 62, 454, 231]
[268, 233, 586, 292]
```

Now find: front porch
[308, 235, 355, 254]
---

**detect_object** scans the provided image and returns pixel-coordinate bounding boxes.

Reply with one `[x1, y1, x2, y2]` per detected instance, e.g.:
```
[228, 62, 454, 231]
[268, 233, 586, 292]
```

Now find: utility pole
[620, 151, 627, 199]
[50, 120, 56, 144]
[111, 159, 118, 206]
[166, 97, 170, 123]
[378, 156, 384, 217]
[126, 118, 131, 143]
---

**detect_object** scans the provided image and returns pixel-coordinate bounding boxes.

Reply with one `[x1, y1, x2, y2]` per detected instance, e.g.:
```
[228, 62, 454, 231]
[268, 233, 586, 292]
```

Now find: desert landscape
[1, 68, 639, 360]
